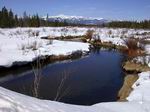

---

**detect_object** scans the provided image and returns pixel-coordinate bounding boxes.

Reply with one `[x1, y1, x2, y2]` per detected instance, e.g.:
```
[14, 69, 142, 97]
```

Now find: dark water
[0, 49, 125, 105]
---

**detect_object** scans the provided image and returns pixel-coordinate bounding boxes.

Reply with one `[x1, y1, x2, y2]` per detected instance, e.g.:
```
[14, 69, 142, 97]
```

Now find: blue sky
[0, 0, 150, 20]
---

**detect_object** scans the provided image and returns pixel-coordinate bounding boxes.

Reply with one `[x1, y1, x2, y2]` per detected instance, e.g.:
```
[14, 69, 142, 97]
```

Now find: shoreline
[0, 35, 150, 104]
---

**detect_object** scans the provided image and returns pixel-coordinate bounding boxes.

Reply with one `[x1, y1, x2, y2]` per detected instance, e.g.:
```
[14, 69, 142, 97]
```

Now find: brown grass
[124, 38, 145, 57]
[123, 61, 150, 72]
[118, 74, 139, 101]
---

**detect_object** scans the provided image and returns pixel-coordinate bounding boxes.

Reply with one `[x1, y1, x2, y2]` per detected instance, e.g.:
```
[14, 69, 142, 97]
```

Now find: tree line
[107, 20, 150, 29]
[0, 6, 150, 29]
[0, 7, 70, 28]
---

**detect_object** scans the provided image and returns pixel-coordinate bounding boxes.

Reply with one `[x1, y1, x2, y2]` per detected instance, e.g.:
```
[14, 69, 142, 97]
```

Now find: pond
[0, 49, 125, 105]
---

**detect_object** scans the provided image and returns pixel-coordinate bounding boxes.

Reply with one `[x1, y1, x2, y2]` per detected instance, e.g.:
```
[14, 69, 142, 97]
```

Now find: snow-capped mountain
[42, 14, 108, 25]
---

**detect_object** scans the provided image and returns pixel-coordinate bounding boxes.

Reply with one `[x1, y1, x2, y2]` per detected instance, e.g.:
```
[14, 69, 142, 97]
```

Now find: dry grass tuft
[124, 38, 145, 57]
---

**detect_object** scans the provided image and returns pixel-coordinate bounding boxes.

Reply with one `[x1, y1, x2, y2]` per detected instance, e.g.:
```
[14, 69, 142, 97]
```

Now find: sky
[0, 0, 150, 20]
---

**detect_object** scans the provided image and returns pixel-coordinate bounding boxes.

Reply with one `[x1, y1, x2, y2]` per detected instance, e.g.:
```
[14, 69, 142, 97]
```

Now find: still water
[0, 49, 125, 105]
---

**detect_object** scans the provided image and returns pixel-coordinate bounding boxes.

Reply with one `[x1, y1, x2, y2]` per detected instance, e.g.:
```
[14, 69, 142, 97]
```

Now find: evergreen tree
[23, 11, 29, 27]
[46, 13, 49, 26]
[1, 7, 9, 27]
[14, 14, 19, 27]
[8, 9, 15, 27]
[0, 6, 150, 28]
[36, 14, 40, 27]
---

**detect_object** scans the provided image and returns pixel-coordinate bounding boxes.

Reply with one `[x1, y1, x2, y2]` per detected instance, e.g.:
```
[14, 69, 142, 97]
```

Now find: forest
[0, 7, 150, 29]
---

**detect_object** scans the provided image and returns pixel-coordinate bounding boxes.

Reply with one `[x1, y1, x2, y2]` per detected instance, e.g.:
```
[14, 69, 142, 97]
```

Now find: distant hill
[42, 14, 109, 25]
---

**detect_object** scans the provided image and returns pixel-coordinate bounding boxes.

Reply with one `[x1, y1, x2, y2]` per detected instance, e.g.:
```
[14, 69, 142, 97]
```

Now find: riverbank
[1, 27, 150, 111]
[118, 41, 150, 101]
[0, 38, 89, 68]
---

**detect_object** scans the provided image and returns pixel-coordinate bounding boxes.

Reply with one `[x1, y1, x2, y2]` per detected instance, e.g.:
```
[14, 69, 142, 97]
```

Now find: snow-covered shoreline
[0, 40, 89, 68]
[1, 27, 150, 67]
[0, 71, 150, 112]
[0, 29, 89, 68]
[1, 27, 150, 112]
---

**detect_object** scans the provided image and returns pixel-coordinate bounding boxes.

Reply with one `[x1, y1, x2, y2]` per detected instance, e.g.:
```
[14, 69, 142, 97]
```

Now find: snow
[0, 38, 89, 67]
[0, 28, 89, 67]
[1, 27, 150, 111]
[43, 14, 104, 21]
[1, 77, 150, 112]
[92, 28, 150, 46]
[0, 27, 87, 38]
[127, 71, 150, 102]
[145, 45, 150, 54]
[1, 27, 150, 67]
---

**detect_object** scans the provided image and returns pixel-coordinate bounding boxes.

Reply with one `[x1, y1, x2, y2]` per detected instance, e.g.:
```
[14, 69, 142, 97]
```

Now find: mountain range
[42, 14, 109, 25]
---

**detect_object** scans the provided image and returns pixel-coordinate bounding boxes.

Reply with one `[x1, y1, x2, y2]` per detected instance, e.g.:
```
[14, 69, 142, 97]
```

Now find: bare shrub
[107, 30, 112, 37]
[124, 38, 145, 57]
[16, 30, 22, 35]
[35, 31, 40, 37]
[20, 41, 42, 52]
[32, 31, 39, 37]
[31, 55, 43, 98]
[19, 43, 27, 55]
[26, 29, 33, 37]
[27, 30, 39, 37]
[85, 29, 95, 41]
[124, 38, 138, 50]
[72, 28, 78, 34]
[61, 27, 68, 37]
[93, 32, 101, 40]
[122, 29, 128, 35]
[28, 41, 42, 51]
[54, 70, 71, 101]
[121, 29, 128, 38]
[32, 41, 38, 50]
[61, 27, 68, 32]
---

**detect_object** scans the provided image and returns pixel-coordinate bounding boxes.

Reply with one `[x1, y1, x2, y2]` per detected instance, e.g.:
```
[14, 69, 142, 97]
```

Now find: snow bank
[0, 85, 150, 112]
[0, 27, 90, 67]
[91, 28, 150, 46]
[127, 71, 150, 102]
[0, 38, 89, 67]
[1, 27, 150, 111]
[0, 27, 150, 49]
[1, 68, 150, 112]
[1, 26, 150, 68]
[0, 71, 150, 112]
[0, 27, 87, 38]
[145, 45, 150, 54]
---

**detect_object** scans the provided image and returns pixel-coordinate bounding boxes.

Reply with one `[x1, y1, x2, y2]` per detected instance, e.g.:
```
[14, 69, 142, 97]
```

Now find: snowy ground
[1, 27, 150, 67]
[0, 28, 89, 67]
[0, 71, 150, 112]
[1, 27, 150, 45]
[1, 27, 150, 111]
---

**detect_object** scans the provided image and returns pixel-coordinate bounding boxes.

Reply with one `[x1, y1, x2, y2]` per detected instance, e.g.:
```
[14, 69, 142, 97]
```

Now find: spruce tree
[23, 11, 29, 27]
[1, 7, 9, 27]
[14, 14, 19, 27]
[8, 9, 15, 27]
